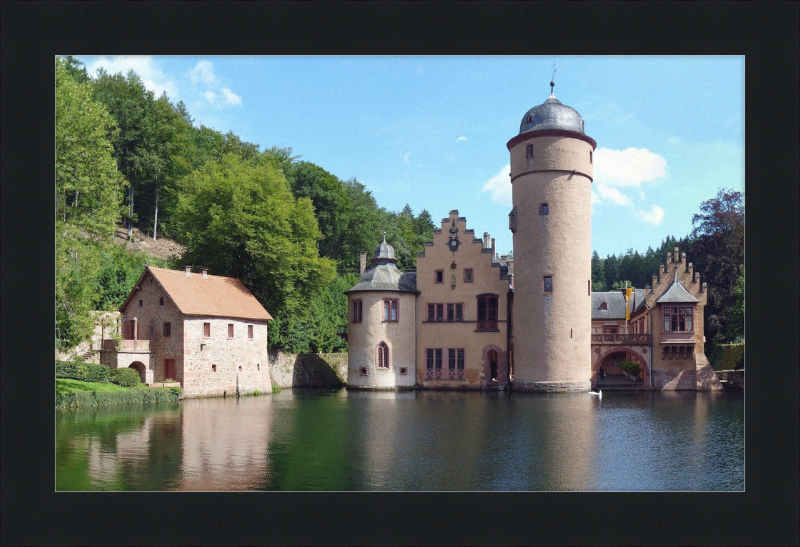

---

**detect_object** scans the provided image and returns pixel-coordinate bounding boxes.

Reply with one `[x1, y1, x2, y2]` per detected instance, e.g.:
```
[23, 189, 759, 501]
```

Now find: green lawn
[56, 378, 138, 394]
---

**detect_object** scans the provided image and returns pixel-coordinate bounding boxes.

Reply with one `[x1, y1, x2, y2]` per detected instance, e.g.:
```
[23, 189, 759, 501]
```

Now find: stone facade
[269, 351, 347, 388]
[508, 102, 595, 392]
[415, 211, 511, 389]
[347, 290, 417, 389]
[100, 266, 273, 398]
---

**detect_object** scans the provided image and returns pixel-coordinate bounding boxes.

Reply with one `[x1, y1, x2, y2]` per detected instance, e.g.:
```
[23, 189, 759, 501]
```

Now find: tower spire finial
[383, 231, 386, 243]
[550, 63, 557, 97]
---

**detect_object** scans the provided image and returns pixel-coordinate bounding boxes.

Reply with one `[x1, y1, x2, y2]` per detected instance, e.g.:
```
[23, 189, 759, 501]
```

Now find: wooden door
[165, 359, 175, 381]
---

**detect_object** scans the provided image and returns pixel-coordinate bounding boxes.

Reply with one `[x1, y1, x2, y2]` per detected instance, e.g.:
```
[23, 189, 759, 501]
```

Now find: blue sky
[75, 55, 744, 258]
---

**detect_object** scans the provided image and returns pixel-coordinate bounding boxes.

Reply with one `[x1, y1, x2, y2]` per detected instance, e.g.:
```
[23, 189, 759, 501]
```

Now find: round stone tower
[345, 236, 418, 389]
[507, 82, 596, 392]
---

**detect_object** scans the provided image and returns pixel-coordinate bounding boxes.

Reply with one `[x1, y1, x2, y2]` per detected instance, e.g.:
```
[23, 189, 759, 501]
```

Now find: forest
[56, 56, 743, 362]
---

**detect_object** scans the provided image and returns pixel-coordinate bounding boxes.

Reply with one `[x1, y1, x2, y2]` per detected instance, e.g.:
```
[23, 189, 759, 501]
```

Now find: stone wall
[269, 350, 347, 388]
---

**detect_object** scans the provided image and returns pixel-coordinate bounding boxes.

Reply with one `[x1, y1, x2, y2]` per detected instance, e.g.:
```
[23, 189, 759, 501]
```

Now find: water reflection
[56, 390, 744, 491]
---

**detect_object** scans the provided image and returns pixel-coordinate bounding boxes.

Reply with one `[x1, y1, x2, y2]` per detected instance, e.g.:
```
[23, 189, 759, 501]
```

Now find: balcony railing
[102, 338, 153, 352]
[476, 321, 498, 331]
[425, 368, 466, 381]
[591, 334, 651, 345]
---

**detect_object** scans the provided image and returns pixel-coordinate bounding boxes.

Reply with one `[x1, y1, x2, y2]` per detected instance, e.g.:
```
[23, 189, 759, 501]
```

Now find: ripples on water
[56, 389, 744, 491]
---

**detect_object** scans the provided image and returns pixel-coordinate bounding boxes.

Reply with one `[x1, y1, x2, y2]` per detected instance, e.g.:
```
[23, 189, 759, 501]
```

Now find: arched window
[477, 295, 499, 330]
[377, 342, 389, 369]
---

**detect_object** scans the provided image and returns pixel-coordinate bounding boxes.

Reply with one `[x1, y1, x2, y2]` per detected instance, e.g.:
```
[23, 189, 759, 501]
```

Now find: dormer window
[601, 302, 608, 310]
[527, 114, 533, 123]
[526, 144, 533, 158]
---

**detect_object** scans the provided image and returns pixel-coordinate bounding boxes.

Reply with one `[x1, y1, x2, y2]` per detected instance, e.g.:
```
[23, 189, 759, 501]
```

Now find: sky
[74, 55, 744, 258]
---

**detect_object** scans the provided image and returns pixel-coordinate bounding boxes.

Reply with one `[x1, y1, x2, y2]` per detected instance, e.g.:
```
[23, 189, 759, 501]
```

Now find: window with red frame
[383, 299, 398, 322]
[664, 306, 693, 332]
[352, 299, 363, 323]
[377, 342, 389, 369]
[477, 295, 498, 330]
[203, 322, 211, 337]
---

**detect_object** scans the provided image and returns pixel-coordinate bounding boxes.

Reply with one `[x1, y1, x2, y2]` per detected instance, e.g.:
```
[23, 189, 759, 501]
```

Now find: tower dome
[371, 234, 398, 264]
[518, 95, 585, 135]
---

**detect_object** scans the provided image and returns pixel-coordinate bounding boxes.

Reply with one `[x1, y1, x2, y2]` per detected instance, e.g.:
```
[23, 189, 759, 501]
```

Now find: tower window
[383, 299, 399, 322]
[377, 342, 389, 369]
[590, 150, 593, 164]
[435, 270, 444, 284]
[464, 269, 473, 283]
[540, 203, 549, 215]
[159, 297, 164, 306]
[203, 322, 211, 337]
[228, 323, 234, 338]
[162, 322, 171, 337]
[526, 144, 533, 158]
[543, 276, 553, 293]
[248, 325, 254, 339]
[139, 300, 143, 307]
[351, 299, 363, 323]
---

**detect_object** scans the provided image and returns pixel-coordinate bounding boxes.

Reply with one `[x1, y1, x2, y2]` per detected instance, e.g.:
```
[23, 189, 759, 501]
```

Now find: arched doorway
[488, 350, 498, 382]
[129, 361, 146, 383]
[595, 347, 650, 387]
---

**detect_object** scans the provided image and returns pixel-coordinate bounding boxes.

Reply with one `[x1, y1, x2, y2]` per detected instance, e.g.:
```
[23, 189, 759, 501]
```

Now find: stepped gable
[122, 266, 273, 320]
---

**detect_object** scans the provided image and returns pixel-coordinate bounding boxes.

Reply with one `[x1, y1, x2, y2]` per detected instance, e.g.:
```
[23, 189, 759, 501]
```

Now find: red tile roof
[140, 267, 273, 321]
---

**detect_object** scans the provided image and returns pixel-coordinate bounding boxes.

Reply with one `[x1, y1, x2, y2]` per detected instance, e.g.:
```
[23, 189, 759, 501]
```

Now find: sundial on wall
[448, 220, 460, 252]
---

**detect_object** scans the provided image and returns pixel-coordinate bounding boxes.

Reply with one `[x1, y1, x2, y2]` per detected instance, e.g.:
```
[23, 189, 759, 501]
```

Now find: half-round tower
[508, 82, 596, 392]
[345, 236, 418, 389]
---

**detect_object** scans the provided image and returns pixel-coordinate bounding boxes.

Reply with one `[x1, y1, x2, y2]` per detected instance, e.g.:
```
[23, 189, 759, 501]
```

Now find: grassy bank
[56, 378, 181, 409]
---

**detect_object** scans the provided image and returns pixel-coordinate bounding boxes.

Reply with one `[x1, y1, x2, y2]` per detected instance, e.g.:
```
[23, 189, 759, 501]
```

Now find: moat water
[56, 388, 744, 491]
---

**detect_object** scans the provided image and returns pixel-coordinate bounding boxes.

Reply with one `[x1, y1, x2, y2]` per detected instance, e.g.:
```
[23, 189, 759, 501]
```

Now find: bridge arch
[593, 346, 651, 387]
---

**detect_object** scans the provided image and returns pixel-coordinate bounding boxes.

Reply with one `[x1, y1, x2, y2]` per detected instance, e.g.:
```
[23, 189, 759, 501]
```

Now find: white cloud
[595, 182, 632, 206]
[593, 147, 667, 188]
[480, 164, 512, 206]
[201, 91, 218, 104]
[635, 204, 665, 225]
[220, 87, 242, 106]
[668, 136, 682, 145]
[86, 55, 178, 99]
[187, 60, 217, 85]
[456, 136, 468, 142]
[401, 152, 410, 164]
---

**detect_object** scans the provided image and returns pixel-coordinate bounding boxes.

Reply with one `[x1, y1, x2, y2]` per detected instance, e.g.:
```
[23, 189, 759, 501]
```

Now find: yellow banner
[625, 287, 632, 320]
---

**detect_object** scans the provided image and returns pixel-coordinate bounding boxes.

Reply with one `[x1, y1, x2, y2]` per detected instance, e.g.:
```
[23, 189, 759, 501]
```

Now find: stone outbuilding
[100, 266, 273, 398]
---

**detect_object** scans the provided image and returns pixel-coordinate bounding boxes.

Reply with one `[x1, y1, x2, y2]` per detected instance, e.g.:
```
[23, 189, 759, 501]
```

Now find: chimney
[652, 274, 658, 287]
[666, 252, 672, 264]
[491, 238, 496, 259]
[693, 271, 700, 284]
[202, 268, 208, 278]
[483, 232, 490, 249]
[659, 264, 666, 275]
[184, 265, 192, 276]
[359, 252, 367, 275]
[687, 262, 693, 276]
[673, 247, 680, 263]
